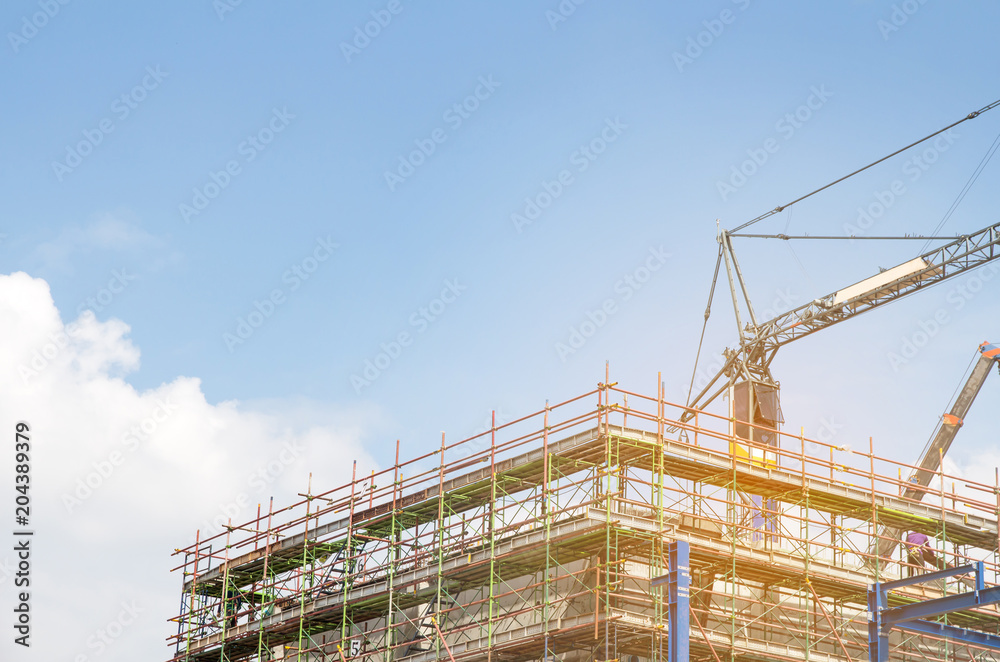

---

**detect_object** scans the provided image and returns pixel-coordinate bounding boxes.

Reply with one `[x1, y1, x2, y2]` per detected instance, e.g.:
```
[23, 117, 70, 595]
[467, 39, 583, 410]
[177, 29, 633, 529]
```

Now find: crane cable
[685, 242, 724, 408]
[728, 234, 965, 241]
[730, 97, 1000, 234]
[913, 348, 980, 467]
[918, 128, 1000, 254]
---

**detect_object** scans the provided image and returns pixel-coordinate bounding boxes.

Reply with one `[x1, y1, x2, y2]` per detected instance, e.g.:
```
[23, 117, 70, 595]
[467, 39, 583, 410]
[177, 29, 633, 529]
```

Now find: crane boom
[905, 342, 1000, 497]
[686, 222, 1000, 417]
[874, 342, 1000, 561]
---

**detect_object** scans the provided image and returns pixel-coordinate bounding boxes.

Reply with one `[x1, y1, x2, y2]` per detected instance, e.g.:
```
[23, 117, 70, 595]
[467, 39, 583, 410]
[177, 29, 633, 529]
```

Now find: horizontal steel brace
[883, 585, 1000, 624]
[878, 563, 979, 591]
[894, 618, 1000, 650]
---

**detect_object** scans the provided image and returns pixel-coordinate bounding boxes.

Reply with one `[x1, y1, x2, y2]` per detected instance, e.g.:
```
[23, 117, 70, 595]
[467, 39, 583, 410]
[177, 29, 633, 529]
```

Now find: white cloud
[0, 272, 375, 661]
[27, 212, 175, 275]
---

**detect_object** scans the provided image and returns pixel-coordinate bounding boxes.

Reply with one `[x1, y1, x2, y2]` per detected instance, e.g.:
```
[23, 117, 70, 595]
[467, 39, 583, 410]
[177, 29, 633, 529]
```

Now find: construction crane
[683, 223, 1000, 431]
[874, 341, 1000, 561]
[683, 98, 1000, 436]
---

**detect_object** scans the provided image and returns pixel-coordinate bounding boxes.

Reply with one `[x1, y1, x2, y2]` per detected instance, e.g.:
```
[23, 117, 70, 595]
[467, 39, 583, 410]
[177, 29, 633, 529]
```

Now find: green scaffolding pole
[184, 530, 201, 662]
[385, 440, 400, 662]
[488, 413, 497, 662]
[800, 430, 810, 662]
[543, 401, 552, 659]
[340, 461, 358, 662]
[655, 374, 666, 662]
[602, 377, 611, 662]
[256, 498, 274, 660]
[435, 433, 446, 661]
[219, 521, 234, 662]
[728, 390, 737, 662]
[297, 475, 315, 662]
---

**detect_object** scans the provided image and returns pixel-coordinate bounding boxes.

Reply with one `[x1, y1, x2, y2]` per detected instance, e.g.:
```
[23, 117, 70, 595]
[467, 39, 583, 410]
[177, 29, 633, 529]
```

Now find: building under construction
[167, 107, 1000, 662]
[167, 375, 1000, 662]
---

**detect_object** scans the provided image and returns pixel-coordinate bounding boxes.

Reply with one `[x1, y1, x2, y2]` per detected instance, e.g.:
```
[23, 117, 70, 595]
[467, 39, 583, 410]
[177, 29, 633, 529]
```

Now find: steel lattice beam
[688, 222, 1000, 416]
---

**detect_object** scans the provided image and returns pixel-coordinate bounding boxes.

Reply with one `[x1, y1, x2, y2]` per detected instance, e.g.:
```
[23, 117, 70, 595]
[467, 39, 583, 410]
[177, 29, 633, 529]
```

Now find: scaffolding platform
[168, 380, 1000, 662]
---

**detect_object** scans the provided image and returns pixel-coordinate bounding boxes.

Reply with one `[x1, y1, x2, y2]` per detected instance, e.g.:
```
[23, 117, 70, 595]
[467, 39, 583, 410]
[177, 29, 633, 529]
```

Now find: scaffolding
[167, 374, 1000, 662]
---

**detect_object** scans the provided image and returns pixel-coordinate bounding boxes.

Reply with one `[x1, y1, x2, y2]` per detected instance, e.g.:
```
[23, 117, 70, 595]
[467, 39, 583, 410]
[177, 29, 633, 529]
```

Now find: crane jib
[760, 222, 1000, 350]
[686, 221, 1000, 417]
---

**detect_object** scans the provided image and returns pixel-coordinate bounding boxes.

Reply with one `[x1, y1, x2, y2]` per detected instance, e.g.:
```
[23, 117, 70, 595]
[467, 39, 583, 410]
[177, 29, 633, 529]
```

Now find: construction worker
[221, 588, 242, 629]
[904, 531, 945, 577]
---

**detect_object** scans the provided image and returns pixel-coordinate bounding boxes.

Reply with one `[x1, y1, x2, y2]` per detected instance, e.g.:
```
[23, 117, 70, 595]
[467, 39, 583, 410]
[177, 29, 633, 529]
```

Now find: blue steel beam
[868, 582, 889, 662]
[666, 541, 690, 662]
[895, 618, 1000, 650]
[877, 563, 979, 591]
[869, 561, 1000, 662]
[881, 585, 1000, 624]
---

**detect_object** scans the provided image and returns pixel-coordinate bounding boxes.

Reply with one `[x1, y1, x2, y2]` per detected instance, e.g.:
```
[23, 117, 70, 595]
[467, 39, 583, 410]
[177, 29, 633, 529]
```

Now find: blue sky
[2, 1, 1000, 659]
